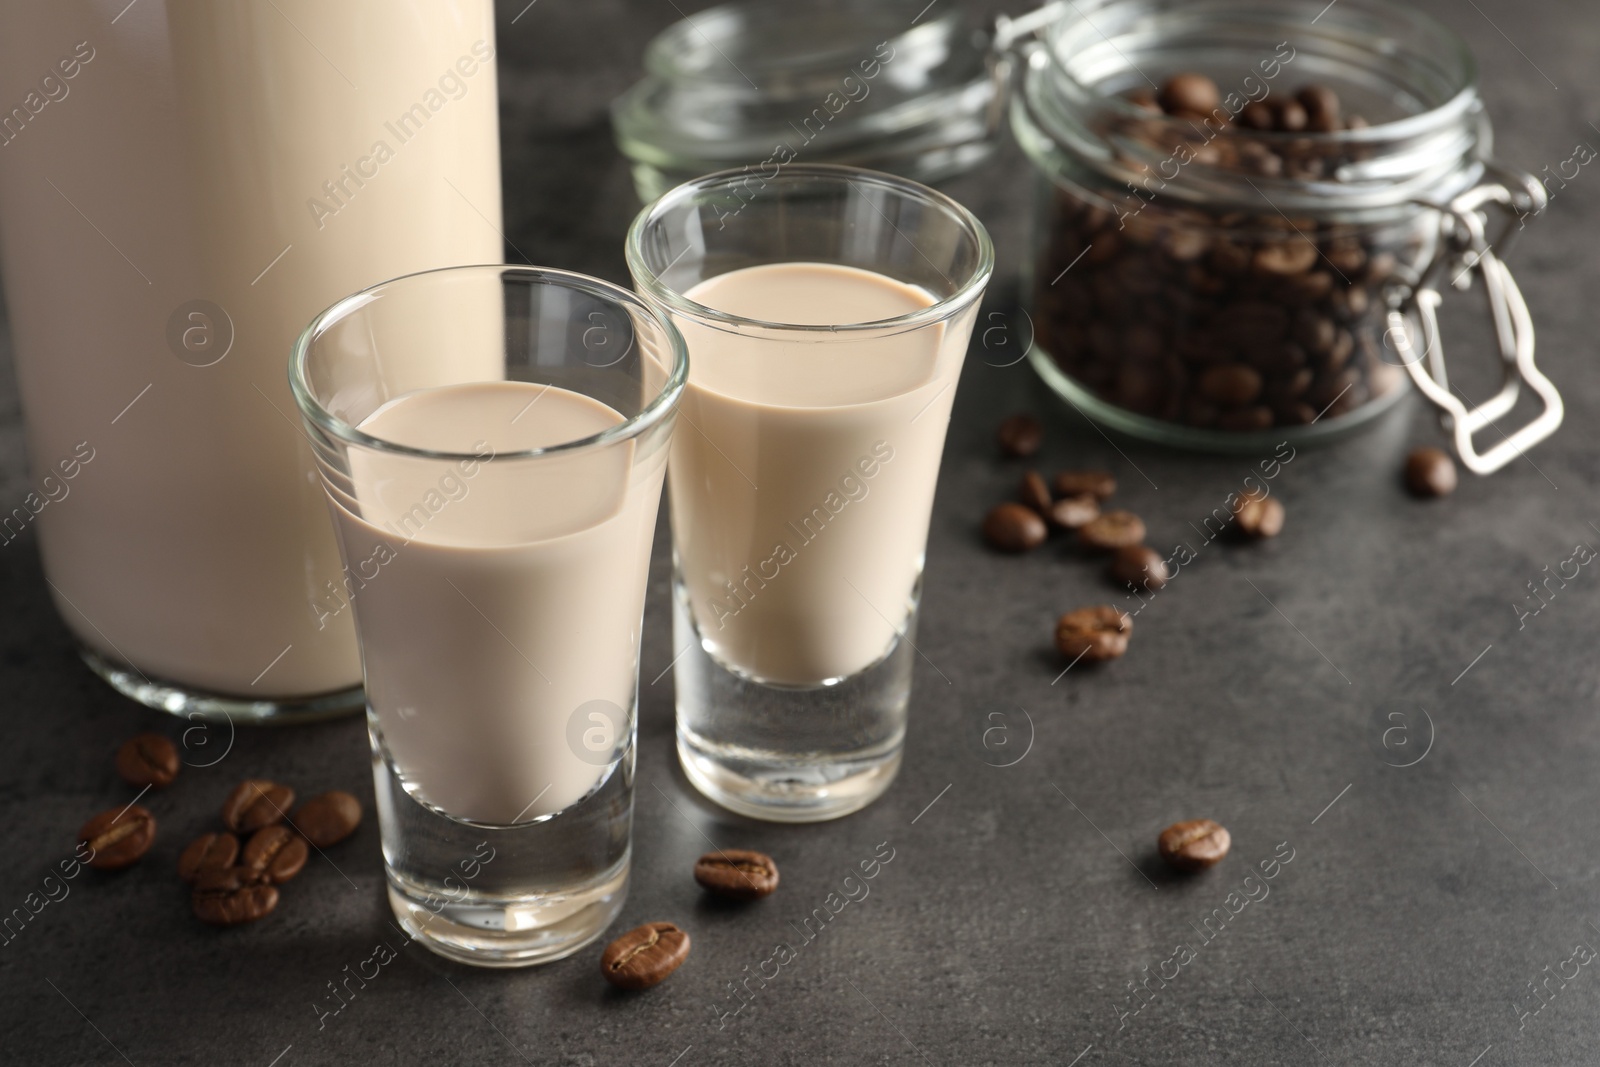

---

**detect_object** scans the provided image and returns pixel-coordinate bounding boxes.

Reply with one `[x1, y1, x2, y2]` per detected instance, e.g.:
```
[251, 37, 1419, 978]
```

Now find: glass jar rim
[624, 164, 995, 337]
[1017, 0, 1486, 210]
[289, 264, 689, 463]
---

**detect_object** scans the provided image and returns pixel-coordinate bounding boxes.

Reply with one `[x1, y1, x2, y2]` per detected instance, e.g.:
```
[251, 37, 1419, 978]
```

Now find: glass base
[672, 575, 913, 823]
[1028, 344, 1409, 453]
[80, 646, 363, 725]
[372, 715, 634, 968]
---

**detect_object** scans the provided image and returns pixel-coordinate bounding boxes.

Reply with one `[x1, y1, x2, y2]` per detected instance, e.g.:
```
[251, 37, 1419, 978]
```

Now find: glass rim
[289, 264, 689, 463]
[624, 163, 995, 336]
[1035, 0, 1480, 146]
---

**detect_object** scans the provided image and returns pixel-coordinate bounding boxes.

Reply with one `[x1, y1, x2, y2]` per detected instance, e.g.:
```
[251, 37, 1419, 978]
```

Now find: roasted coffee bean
[1239, 100, 1275, 130]
[1199, 364, 1262, 405]
[601, 921, 691, 990]
[1053, 470, 1116, 500]
[1157, 73, 1220, 118]
[1049, 494, 1100, 530]
[1158, 819, 1231, 872]
[1055, 606, 1132, 663]
[222, 780, 295, 834]
[1255, 238, 1318, 276]
[1110, 545, 1169, 591]
[178, 831, 239, 883]
[1274, 98, 1308, 132]
[1233, 494, 1285, 539]
[292, 790, 362, 847]
[1404, 447, 1457, 497]
[983, 503, 1048, 554]
[1020, 471, 1053, 515]
[242, 825, 309, 884]
[192, 866, 279, 926]
[114, 733, 179, 789]
[996, 413, 1043, 458]
[694, 850, 779, 901]
[1297, 85, 1340, 127]
[79, 805, 156, 871]
[1079, 509, 1147, 550]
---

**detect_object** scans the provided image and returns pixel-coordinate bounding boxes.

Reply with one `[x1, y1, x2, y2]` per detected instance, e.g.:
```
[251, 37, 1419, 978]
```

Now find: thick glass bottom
[672, 574, 913, 823]
[372, 715, 634, 968]
[1029, 345, 1409, 454]
[81, 646, 363, 725]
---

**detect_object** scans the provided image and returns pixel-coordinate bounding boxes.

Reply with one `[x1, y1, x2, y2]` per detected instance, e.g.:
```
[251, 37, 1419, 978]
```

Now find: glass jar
[1007, 0, 1557, 453]
[611, 0, 996, 202]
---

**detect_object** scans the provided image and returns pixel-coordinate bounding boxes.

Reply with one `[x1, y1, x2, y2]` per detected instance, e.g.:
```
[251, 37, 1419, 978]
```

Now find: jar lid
[611, 0, 997, 202]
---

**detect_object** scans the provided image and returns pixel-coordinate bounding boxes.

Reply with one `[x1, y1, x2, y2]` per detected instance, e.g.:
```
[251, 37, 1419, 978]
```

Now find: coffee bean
[222, 780, 295, 834]
[242, 825, 309, 884]
[1158, 819, 1231, 872]
[1049, 494, 1100, 530]
[1199, 364, 1262, 406]
[293, 790, 362, 848]
[1239, 100, 1275, 130]
[1110, 545, 1169, 591]
[1233, 494, 1285, 539]
[1254, 238, 1318, 276]
[600, 921, 690, 990]
[178, 831, 239, 883]
[1296, 85, 1341, 127]
[996, 413, 1042, 458]
[983, 503, 1047, 553]
[694, 850, 779, 901]
[192, 866, 279, 926]
[1053, 470, 1116, 500]
[1274, 98, 1308, 132]
[1078, 510, 1146, 551]
[114, 733, 179, 789]
[1157, 73, 1220, 118]
[78, 805, 156, 871]
[1020, 471, 1052, 515]
[1404, 447, 1457, 497]
[1055, 605, 1132, 663]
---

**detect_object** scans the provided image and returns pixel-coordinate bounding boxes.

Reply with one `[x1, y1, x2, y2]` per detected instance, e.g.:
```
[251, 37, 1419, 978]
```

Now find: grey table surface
[3, 1, 1599, 1064]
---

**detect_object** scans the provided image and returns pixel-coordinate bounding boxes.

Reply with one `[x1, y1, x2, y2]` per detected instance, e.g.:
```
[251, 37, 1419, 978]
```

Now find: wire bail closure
[1386, 170, 1560, 474]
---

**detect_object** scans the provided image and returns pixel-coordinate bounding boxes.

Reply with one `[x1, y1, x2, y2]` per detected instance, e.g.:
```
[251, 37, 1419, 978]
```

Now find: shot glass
[626, 165, 992, 822]
[290, 265, 686, 966]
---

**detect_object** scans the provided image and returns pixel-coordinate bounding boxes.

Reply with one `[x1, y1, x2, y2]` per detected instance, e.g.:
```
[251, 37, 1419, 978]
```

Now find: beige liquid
[331, 382, 667, 825]
[0, 2, 502, 698]
[670, 262, 978, 685]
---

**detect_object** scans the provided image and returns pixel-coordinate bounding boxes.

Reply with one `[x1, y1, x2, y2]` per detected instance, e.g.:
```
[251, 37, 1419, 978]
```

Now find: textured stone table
[3, 1, 1598, 1064]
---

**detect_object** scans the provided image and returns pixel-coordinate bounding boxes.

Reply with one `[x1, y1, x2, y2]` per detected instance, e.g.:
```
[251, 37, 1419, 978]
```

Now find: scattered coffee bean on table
[1049, 494, 1100, 530]
[178, 831, 240, 883]
[1233, 494, 1285, 539]
[242, 825, 309, 884]
[996, 413, 1043, 458]
[1053, 470, 1116, 500]
[1079, 509, 1147, 550]
[1158, 819, 1231, 872]
[293, 790, 363, 847]
[694, 850, 779, 901]
[79, 805, 157, 870]
[192, 866, 279, 926]
[1020, 471, 1053, 515]
[114, 733, 180, 789]
[601, 921, 691, 990]
[1404, 447, 1457, 497]
[222, 780, 295, 834]
[1110, 545, 1169, 591]
[984, 503, 1048, 553]
[1055, 606, 1132, 663]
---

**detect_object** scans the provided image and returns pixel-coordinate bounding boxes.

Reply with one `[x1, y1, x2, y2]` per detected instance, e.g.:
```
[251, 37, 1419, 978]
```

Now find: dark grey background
[3, 0, 1598, 1064]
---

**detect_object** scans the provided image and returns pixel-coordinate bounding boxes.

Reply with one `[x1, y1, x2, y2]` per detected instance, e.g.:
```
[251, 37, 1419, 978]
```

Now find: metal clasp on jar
[1387, 169, 1562, 474]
